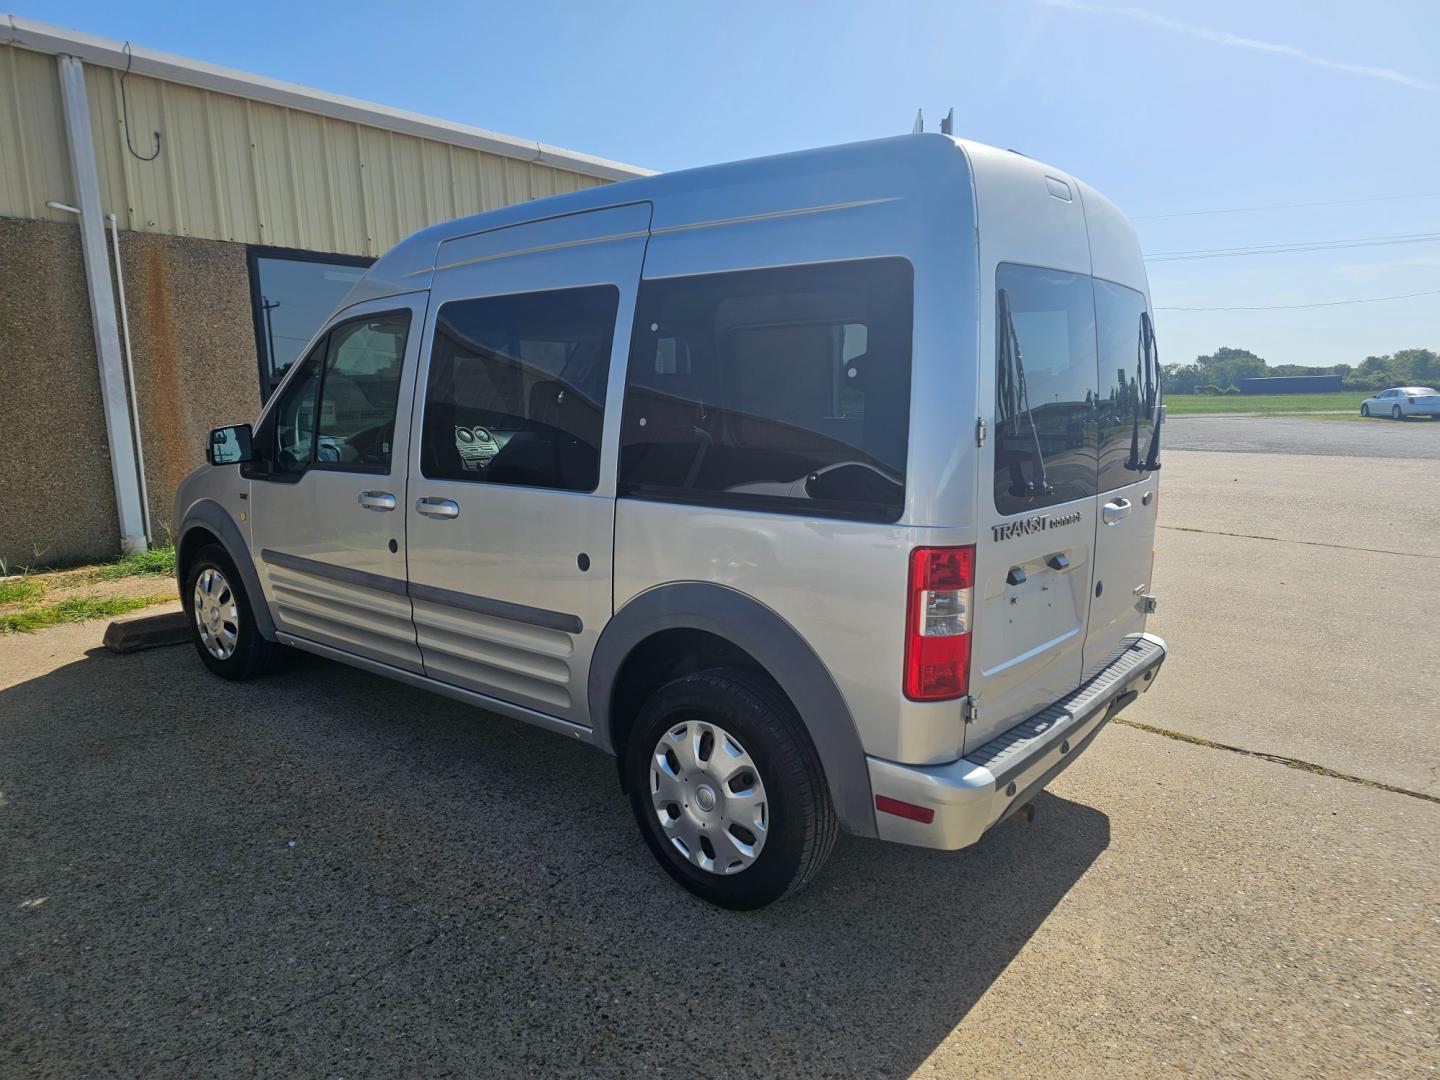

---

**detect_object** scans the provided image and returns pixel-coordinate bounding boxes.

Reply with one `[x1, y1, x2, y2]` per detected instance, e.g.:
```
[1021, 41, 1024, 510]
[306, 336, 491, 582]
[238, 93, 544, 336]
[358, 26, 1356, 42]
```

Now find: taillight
[903, 546, 974, 701]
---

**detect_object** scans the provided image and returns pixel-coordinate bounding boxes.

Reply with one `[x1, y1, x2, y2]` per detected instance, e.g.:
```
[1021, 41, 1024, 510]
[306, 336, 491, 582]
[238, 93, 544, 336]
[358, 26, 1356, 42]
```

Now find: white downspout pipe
[106, 212, 153, 546]
[55, 53, 147, 555]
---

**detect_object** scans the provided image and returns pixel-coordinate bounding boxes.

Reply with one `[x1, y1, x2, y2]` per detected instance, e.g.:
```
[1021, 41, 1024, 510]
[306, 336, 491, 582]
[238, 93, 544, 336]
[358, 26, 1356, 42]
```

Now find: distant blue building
[1239, 375, 1344, 395]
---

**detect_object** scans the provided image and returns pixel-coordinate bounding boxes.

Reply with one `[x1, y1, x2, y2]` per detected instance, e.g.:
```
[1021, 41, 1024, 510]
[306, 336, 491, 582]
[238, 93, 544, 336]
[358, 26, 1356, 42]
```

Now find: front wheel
[1360, 404, 1370, 417]
[1392, 405, 1404, 420]
[625, 668, 838, 909]
[184, 544, 282, 680]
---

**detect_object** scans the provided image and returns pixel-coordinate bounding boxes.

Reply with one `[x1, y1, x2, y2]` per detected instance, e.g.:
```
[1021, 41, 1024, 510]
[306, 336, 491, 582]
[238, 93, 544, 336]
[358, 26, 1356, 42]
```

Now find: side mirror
[207, 424, 254, 465]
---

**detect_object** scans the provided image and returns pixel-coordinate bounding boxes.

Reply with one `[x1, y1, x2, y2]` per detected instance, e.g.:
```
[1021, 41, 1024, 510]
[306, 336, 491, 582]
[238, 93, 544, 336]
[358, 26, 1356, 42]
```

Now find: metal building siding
[0, 44, 612, 255]
[0, 45, 74, 221]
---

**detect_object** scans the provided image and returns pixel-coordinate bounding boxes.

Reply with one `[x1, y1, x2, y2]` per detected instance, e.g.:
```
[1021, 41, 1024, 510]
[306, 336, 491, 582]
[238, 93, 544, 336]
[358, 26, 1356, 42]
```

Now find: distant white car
[1360, 387, 1440, 420]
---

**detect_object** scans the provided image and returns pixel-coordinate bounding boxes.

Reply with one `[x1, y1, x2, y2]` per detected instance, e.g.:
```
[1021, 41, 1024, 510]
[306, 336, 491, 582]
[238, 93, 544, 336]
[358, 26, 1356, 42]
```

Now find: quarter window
[420, 286, 620, 492]
[993, 264, 1098, 516]
[618, 258, 913, 522]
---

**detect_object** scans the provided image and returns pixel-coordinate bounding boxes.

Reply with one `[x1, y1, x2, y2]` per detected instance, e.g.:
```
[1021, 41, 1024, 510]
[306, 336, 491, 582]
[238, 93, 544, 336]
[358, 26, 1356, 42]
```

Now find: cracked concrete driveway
[2, 418, 1437, 1078]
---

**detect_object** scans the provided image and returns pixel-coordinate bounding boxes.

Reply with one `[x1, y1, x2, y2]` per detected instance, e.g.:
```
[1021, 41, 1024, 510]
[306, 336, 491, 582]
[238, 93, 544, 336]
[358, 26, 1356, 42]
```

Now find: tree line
[1161, 347, 1440, 395]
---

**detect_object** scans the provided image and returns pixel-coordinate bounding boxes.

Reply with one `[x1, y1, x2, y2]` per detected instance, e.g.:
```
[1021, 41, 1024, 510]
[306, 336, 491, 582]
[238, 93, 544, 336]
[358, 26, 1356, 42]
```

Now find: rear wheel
[184, 544, 282, 680]
[1360, 403, 1370, 416]
[1392, 405, 1404, 420]
[624, 668, 837, 909]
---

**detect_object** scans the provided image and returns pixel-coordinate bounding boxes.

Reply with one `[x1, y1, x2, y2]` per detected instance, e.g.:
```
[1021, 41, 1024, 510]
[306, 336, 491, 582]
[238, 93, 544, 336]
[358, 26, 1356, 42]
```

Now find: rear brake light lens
[904, 546, 975, 701]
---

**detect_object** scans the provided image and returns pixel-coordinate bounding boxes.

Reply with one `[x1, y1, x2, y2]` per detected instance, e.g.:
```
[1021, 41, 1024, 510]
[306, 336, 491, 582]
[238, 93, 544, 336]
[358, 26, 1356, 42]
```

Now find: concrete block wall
[0, 217, 261, 568]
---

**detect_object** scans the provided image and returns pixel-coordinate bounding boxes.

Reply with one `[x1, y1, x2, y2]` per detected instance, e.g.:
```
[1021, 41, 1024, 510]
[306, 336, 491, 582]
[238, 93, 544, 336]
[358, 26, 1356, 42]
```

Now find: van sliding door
[403, 203, 652, 728]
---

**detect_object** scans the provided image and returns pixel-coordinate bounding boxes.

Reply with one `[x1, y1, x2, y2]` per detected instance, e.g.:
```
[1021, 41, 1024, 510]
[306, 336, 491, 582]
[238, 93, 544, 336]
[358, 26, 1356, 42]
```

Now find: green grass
[1165, 392, 1367, 416]
[0, 578, 43, 606]
[92, 545, 177, 580]
[0, 594, 175, 634]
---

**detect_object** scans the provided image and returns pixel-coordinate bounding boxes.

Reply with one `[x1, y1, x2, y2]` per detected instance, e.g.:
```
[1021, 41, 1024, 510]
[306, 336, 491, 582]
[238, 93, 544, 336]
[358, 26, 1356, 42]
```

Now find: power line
[1133, 191, 1440, 221]
[1149, 230, 1440, 257]
[1145, 231, 1440, 262]
[1156, 287, 1440, 312]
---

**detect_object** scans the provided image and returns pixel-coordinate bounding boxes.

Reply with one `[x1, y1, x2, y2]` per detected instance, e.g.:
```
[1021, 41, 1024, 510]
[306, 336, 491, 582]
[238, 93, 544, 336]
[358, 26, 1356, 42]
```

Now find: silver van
[176, 134, 1167, 909]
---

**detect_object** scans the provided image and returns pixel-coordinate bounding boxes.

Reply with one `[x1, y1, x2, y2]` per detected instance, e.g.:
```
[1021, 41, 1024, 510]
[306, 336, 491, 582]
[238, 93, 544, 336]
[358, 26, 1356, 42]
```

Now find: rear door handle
[1102, 497, 1132, 525]
[416, 497, 460, 519]
[358, 490, 396, 512]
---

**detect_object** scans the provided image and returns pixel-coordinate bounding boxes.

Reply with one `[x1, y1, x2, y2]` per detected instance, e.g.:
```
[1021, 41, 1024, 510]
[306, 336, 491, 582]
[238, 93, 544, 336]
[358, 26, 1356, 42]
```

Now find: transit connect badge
[991, 509, 1082, 543]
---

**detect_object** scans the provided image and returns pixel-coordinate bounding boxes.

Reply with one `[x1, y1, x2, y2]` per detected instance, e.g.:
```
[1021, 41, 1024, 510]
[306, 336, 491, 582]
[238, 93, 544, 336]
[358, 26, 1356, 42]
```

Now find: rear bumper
[866, 633, 1167, 850]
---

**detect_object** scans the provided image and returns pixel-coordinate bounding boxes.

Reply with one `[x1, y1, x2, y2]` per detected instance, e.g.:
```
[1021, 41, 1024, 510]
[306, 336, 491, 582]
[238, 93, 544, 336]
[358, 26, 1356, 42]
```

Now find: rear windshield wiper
[996, 289, 1054, 498]
[1125, 311, 1163, 473]
[1142, 311, 1163, 471]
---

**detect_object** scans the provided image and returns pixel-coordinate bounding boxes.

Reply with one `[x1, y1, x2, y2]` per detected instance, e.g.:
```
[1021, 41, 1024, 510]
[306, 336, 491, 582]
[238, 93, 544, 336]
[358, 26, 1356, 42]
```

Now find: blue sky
[19, 0, 1440, 367]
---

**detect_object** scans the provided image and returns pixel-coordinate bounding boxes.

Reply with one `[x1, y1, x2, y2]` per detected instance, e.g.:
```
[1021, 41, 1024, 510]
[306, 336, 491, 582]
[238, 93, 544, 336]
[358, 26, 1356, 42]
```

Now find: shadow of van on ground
[0, 644, 1108, 1078]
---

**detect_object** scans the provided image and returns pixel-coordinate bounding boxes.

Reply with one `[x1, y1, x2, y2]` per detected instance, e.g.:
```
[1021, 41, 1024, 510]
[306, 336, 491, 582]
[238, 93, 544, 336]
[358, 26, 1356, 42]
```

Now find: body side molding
[259, 548, 408, 596]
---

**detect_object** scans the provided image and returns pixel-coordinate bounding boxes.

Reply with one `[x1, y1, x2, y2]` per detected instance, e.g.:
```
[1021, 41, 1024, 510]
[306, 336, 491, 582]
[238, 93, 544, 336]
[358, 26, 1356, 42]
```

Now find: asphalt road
[1165, 413, 1440, 458]
[3, 421, 1437, 1078]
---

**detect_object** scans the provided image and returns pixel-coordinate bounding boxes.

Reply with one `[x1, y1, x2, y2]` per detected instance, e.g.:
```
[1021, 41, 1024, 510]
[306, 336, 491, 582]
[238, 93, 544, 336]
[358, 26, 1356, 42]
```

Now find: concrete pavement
[1165, 413, 1440, 459]
[1141, 446, 1440, 796]
[2, 422, 1437, 1077]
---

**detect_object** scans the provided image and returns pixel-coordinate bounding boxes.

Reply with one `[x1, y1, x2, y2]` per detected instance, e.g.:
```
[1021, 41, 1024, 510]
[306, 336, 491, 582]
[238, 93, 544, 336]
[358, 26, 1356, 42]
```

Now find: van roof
[354, 133, 1138, 300]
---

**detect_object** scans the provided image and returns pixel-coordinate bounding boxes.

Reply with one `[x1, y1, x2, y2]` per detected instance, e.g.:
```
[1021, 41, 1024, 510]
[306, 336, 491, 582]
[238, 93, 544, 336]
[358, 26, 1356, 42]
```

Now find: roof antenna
[939, 107, 954, 136]
[912, 108, 924, 134]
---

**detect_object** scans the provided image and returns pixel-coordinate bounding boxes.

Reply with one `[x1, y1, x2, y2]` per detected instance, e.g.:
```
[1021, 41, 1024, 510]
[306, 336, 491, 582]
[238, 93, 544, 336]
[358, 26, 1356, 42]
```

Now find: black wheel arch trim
[176, 500, 276, 639]
[589, 581, 877, 838]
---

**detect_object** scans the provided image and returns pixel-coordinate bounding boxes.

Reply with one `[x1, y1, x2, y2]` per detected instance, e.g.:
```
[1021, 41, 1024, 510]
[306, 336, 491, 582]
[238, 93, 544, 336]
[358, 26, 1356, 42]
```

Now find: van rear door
[967, 263, 1100, 748]
[1083, 280, 1160, 678]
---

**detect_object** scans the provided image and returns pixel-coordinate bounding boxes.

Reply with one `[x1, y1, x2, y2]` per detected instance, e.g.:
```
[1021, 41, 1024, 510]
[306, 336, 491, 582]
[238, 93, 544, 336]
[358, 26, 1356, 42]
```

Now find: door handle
[358, 490, 396, 512]
[1102, 497, 1132, 525]
[416, 496, 460, 519]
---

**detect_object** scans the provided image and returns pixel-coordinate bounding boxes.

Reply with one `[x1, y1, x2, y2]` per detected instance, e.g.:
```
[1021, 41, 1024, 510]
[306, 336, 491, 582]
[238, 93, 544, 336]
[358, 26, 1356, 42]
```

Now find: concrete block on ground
[103, 610, 189, 654]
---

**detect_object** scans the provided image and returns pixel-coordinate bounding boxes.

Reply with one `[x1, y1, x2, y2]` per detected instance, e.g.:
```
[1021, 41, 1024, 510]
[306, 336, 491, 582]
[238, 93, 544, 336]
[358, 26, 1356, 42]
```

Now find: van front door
[246, 293, 427, 671]
[404, 204, 650, 727]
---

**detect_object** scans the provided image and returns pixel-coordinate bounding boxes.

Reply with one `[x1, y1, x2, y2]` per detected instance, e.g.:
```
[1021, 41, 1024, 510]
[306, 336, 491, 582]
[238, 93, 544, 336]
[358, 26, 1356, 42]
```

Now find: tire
[1360, 404, 1369, 417]
[624, 668, 838, 910]
[183, 543, 282, 680]
[1392, 405, 1403, 420]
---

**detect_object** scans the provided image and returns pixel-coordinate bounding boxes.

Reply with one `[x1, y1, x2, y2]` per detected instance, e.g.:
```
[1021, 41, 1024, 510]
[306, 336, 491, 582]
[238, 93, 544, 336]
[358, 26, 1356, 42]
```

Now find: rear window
[619, 258, 914, 521]
[1095, 279, 1157, 493]
[993, 264, 1098, 517]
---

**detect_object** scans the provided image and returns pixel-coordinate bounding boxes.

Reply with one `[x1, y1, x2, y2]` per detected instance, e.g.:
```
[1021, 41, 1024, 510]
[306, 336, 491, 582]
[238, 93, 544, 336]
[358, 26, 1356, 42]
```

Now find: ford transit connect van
[176, 134, 1167, 909]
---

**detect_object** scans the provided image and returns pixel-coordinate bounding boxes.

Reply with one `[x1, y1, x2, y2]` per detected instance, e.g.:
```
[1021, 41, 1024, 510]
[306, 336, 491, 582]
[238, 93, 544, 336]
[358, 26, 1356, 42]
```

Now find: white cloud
[1034, 0, 1439, 93]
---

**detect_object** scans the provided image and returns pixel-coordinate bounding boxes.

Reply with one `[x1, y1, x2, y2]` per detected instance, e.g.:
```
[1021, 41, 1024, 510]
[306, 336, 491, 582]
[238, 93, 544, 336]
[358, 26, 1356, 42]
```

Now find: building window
[247, 248, 373, 399]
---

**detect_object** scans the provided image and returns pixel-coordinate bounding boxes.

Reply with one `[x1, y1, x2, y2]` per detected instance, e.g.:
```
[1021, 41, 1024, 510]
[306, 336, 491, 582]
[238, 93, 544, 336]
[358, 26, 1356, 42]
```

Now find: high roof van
[177, 133, 1167, 909]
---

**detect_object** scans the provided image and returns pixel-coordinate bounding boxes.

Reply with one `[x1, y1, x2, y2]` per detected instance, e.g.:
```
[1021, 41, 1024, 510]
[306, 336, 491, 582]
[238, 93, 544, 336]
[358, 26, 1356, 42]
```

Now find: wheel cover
[193, 567, 239, 660]
[650, 719, 769, 875]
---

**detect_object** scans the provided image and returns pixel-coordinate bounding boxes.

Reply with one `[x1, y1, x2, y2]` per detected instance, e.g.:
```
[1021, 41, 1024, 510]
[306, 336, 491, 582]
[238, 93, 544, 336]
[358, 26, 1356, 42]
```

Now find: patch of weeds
[0, 577, 44, 606]
[0, 594, 174, 635]
[93, 545, 177, 580]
